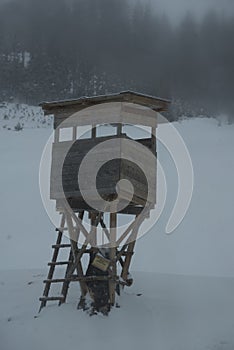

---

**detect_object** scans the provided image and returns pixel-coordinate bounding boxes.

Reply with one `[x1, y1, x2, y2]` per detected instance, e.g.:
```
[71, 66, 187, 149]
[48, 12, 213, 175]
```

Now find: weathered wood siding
[50, 135, 156, 210]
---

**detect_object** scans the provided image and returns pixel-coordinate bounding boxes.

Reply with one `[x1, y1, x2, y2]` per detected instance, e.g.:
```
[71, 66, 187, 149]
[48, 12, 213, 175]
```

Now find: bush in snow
[14, 122, 23, 131]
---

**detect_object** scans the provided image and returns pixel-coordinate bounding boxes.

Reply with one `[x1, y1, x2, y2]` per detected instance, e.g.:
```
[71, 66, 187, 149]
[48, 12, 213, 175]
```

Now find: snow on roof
[40, 90, 171, 113]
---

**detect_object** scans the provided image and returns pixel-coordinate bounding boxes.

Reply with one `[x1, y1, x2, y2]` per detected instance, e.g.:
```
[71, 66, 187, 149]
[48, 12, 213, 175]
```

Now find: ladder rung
[39, 296, 64, 302]
[52, 244, 71, 249]
[48, 261, 72, 266]
[44, 275, 112, 284]
[43, 278, 76, 283]
[43, 276, 79, 284]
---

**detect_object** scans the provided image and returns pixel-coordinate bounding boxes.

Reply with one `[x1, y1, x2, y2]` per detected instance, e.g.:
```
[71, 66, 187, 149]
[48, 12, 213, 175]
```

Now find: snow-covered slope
[1, 269, 234, 350]
[0, 102, 52, 130]
[0, 104, 234, 349]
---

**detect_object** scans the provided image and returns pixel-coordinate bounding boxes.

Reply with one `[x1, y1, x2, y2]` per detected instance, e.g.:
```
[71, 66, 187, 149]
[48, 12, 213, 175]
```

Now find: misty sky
[1, 0, 234, 21]
[148, 0, 234, 21]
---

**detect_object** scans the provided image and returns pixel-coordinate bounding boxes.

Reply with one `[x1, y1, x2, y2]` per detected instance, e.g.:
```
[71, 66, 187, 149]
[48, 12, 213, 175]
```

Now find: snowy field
[0, 104, 234, 350]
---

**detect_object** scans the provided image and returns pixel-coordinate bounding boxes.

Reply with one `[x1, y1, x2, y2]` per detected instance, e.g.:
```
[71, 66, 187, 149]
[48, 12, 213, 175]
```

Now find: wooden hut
[39, 91, 170, 314]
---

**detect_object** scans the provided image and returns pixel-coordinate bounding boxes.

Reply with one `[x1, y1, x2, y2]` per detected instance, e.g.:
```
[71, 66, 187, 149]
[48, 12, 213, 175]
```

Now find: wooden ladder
[39, 213, 79, 312]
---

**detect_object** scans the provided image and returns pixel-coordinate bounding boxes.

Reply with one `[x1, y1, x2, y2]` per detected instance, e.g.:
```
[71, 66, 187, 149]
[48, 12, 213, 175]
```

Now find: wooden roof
[40, 90, 171, 115]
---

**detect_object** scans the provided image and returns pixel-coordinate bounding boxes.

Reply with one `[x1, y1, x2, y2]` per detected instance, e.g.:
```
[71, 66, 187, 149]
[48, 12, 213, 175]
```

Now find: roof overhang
[40, 90, 171, 115]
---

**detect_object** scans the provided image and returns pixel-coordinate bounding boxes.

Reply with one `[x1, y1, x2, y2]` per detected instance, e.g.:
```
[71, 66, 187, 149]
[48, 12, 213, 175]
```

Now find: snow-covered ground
[0, 104, 234, 350]
[1, 270, 234, 350]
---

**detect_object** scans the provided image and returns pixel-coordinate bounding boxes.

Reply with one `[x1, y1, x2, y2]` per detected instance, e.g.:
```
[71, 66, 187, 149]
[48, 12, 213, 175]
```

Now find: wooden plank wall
[50, 136, 156, 209]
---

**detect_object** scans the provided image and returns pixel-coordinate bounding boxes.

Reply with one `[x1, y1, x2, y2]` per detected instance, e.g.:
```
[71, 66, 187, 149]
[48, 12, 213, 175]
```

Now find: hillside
[0, 104, 234, 350]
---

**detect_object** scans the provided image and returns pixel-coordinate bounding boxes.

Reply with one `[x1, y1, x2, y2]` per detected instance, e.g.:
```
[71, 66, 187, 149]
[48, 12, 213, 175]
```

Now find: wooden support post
[63, 213, 102, 280]
[90, 213, 97, 246]
[117, 123, 122, 136]
[65, 212, 88, 299]
[92, 124, 96, 138]
[100, 216, 110, 242]
[151, 126, 156, 154]
[121, 216, 139, 282]
[73, 126, 77, 140]
[54, 127, 60, 143]
[109, 213, 117, 306]
[121, 241, 136, 282]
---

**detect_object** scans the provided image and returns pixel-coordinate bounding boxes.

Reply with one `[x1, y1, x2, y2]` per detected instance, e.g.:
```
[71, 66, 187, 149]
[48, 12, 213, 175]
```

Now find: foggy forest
[0, 0, 233, 121]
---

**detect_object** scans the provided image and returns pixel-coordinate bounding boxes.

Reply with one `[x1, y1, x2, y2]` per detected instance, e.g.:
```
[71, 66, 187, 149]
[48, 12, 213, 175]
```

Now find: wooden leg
[65, 212, 88, 299]
[109, 213, 117, 306]
[121, 241, 136, 282]
[121, 218, 139, 283]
